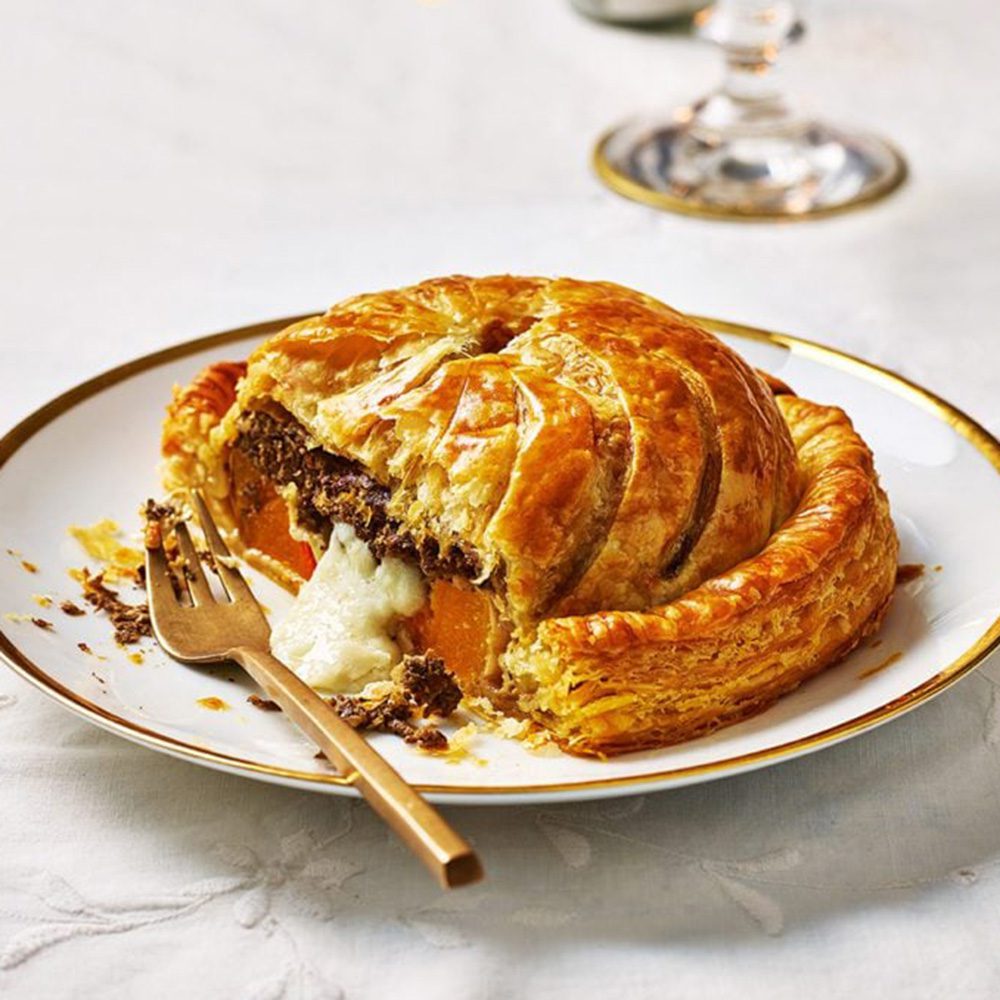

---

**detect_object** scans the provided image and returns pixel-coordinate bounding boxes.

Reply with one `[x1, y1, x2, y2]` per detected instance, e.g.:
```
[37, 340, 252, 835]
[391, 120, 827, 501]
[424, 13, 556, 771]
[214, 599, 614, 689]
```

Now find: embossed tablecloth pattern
[2, 1, 1000, 997]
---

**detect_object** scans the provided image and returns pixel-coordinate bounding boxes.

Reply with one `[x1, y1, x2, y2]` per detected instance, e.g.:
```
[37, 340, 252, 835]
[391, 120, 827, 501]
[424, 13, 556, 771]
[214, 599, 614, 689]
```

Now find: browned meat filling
[247, 653, 463, 751]
[79, 569, 151, 645]
[233, 409, 483, 582]
[330, 653, 463, 751]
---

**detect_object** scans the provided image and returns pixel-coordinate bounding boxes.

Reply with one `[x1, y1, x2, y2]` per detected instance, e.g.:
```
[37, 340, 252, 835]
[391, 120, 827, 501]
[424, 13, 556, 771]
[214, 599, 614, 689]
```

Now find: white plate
[1, 316, 998, 804]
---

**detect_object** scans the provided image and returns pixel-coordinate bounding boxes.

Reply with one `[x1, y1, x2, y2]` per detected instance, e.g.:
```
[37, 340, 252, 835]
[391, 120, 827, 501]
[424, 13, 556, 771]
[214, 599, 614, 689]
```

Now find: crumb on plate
[77, 569, 151, 645]
[895, 563, 925, 585]
[68, 520, 143, 583]
[248, 694, 281, 711]
[197, 697, 230, 711]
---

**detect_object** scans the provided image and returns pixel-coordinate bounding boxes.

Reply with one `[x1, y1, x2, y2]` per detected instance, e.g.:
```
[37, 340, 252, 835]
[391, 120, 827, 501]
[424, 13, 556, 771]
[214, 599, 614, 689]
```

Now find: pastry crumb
[59, 600, 86, 617]
[248, 694, 281, 711]
[31, 594, 53, 608]
[68, 520, 143, 583]
[895, 563, 924, 585]
[466, 695, 551, 749]
[196, 697, 230, 711]
[440, 722, 487, 765]
[31, 617, 54, 631]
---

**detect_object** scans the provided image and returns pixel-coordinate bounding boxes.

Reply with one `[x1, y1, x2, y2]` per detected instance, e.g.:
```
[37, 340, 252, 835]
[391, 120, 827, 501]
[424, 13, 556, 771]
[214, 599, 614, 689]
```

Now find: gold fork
[144, 491, 483, 889]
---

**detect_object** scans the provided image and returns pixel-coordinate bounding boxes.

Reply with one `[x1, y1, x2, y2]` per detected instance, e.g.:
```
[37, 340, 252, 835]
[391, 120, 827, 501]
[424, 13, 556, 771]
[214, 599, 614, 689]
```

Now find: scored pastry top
[215, 275, 800, 626]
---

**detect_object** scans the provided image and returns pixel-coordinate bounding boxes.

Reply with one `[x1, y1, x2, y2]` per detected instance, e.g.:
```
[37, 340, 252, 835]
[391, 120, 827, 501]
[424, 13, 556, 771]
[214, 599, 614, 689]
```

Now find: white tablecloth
[3, 1, 1000, 997]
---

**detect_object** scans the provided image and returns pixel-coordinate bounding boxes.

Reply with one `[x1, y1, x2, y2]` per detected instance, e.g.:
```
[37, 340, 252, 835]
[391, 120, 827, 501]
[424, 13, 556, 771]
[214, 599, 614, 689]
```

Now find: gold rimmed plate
[1, 316, 998, 804]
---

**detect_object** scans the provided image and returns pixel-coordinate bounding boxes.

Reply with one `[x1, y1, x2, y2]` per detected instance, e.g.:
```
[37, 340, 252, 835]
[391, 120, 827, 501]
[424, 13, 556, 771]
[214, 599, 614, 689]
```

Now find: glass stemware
[594, 0, 906, 219]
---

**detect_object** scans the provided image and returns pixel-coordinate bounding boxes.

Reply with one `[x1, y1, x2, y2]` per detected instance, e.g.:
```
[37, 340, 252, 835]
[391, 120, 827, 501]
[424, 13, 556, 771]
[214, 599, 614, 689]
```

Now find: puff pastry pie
[162, 276, 897, 756]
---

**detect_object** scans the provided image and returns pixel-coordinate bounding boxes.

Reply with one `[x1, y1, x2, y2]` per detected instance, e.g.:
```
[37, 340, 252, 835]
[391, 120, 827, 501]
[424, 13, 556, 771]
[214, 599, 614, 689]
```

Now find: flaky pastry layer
[499, 394, 897, 754]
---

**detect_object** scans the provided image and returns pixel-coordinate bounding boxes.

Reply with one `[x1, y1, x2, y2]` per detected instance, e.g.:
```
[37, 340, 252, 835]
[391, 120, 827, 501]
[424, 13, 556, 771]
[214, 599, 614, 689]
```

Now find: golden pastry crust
[161, 276, 897, 755]
[228, 276, 799, 621]
[162, 359, 245, 499]
[500, 394, 897, 754]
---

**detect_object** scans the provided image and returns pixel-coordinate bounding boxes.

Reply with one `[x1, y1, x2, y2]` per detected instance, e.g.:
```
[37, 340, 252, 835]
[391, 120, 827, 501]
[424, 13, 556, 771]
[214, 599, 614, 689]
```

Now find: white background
[2, 1, 1000, 997]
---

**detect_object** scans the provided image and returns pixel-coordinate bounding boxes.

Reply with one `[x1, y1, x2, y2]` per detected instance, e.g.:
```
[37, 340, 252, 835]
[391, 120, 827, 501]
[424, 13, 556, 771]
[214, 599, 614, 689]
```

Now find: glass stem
[696, 0, 802, 132]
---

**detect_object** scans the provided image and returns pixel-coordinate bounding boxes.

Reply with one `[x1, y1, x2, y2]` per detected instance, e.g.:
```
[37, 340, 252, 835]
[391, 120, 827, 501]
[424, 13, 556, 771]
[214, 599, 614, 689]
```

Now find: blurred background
[1, 0, 997, 434]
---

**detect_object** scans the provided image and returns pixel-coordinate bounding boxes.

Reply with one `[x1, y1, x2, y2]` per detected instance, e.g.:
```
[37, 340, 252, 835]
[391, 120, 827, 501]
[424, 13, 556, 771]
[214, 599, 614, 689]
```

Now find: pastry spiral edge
[502, 394, 897, 754]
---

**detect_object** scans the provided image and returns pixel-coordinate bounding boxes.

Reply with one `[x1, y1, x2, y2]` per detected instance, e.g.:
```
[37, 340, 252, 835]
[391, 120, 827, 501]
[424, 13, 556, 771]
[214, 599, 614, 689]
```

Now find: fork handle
[229, 646, 483, 889]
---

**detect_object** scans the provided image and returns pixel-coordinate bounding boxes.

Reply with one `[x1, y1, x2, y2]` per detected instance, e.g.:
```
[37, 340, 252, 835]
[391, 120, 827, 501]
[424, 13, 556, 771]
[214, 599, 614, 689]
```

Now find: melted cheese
[270, 522, 425, 693]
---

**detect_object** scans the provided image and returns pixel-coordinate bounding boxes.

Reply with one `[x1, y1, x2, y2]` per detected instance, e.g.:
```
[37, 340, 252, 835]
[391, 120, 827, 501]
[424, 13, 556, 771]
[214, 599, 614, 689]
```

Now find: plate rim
[2, 313, 999, 798]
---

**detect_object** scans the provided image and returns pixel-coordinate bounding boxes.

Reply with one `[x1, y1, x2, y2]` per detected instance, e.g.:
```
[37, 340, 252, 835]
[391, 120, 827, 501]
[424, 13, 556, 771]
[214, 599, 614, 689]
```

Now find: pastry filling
[269, 522, 426, 692]
[233, 408, 482, 581]
[231, 407, 503, 694]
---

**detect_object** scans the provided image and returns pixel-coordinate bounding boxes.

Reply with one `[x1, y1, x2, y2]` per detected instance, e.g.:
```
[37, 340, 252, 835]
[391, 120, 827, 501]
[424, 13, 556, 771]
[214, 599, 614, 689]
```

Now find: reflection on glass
[594, 0, 906, 219]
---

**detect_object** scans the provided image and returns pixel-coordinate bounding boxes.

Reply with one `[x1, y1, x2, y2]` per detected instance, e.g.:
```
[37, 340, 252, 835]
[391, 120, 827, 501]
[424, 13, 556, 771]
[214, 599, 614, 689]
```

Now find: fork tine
[174, 522, 214, 605]
[190, 491, 254, 602]
[145, 541, 180, 618]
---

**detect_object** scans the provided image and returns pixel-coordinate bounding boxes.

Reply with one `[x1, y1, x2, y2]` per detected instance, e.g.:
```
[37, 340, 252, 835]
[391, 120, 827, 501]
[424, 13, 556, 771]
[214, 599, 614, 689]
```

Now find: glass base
[594, 114, 907, 220]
